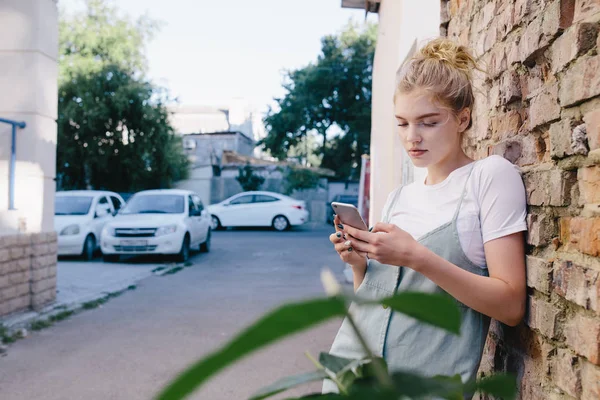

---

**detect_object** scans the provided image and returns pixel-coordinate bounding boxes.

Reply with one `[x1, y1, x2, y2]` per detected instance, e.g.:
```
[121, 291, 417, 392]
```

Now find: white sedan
[208, 191, 309, 231]
[55, 190, 125, 260]
[101, 189, 211, 263]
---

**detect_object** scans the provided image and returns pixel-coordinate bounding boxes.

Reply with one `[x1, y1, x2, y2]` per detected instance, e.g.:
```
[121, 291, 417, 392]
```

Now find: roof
[56, 190, 119, 196]
[220, 150, 336, 177]
[341, 0, 380, 12]
[184, 130, 255, 143]
[133, 189, 194, 196]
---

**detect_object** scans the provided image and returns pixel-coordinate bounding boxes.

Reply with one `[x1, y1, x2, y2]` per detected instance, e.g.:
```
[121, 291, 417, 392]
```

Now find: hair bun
[416, 38, 477, 78]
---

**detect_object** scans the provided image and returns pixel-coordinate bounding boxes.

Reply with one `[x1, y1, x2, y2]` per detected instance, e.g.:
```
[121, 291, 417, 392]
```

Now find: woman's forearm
[351, 262, 367, 292]
[409, 246, 525, 326]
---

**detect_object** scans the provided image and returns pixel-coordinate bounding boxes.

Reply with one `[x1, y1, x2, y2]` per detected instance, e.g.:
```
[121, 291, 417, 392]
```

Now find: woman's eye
[422, 122, 438, 127]
[397, 123, 408, 127]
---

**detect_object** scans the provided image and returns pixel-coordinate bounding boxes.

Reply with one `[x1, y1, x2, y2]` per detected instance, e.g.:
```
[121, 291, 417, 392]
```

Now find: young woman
[325, 38, 527, 392]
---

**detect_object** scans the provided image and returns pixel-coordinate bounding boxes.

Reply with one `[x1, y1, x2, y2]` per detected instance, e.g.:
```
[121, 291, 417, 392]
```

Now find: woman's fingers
[329, 232, 344, 244]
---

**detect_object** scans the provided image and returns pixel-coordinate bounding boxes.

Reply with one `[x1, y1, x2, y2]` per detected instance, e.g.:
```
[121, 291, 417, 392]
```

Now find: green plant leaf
[466, 374, 517, 400]
[351, 291, 461, 335]
[156, 297, 347, 400]
[318, 353, 355, 374]
[249, 370, 329, 400]
[390, 371, 464, 399]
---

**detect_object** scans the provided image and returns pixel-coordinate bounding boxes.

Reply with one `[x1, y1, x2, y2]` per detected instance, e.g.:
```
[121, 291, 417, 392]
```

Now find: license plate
[120, 240, 147, 246]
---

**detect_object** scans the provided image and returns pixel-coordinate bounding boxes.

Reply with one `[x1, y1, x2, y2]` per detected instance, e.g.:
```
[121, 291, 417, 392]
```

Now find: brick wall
[441, 0, 600, 398]
[0, 232, 57, 317]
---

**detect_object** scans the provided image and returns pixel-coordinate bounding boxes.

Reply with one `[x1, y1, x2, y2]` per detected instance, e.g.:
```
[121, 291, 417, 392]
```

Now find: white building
[341, 0, 439, 223]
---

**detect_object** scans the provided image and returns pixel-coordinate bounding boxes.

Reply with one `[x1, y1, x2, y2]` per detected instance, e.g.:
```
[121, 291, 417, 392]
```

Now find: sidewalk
[1, 259, 158, 331]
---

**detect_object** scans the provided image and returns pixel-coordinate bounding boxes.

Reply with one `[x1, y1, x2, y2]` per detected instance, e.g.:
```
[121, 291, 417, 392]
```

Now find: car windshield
[120, 194, 185, 215]
[55, 196, 94, 216]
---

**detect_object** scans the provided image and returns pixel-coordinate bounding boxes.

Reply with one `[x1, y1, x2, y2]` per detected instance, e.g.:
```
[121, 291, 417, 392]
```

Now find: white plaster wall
[0, 0, 58, 234]
[369, 0, 440, 224]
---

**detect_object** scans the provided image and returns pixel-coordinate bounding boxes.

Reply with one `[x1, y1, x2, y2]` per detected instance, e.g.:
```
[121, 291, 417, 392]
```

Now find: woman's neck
[425, 153, 473, 185]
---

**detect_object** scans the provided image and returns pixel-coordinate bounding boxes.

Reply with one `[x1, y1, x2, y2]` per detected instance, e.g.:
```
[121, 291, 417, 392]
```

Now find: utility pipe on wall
[0, 117, 26, 210]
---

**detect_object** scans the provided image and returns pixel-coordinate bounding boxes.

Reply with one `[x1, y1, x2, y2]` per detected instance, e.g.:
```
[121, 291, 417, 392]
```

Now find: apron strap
[383, 185, 404, 224]
[451, 163, 477, 222]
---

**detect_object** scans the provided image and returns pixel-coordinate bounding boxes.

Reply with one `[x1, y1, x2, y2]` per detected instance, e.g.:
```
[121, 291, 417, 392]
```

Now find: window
[230, 195, 253, 205]
[110, 196, 123, 212]
[254, 195, 279, 203]
[98, 196, 109, 205]
[192, 195, 204, 212]
[120, 195, 185, 214]
[55, 196, 93, 216]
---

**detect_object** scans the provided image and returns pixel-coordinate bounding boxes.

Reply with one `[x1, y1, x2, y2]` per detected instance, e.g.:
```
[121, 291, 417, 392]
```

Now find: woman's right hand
[329, 215, 367, 270]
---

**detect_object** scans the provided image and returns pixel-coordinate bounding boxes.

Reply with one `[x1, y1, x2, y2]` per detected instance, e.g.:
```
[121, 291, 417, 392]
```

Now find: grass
[163, 266, 184, 275]
[152, 266, 166, 273]
[50, 310, 74, 322]
[30, 319, 53, 331]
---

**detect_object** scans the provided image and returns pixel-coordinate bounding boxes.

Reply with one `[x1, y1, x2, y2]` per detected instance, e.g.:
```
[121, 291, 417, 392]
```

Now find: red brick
[527, 213, 557, 246]
[499, 70, 522, 105]
[496, 1, 515, 40]
[564, 314, 600, 364]
[551, 22, 599, 73]
[581, 360, 600, 399]
[560, 217, 600, 256]
[515, 0, 546, 23]
[579, 165, 600, 204]
[31, 276, 56, 294]
[526, 296, 562, 338]
[529, 83, 561, 129]
[551, 348, 582, 397]
[488, 43, 507, 79]
[559, 54, 600, 107]
[524, 169, 577, 206]
[490, 139, 523, 164]
[553, 260, 600, 312]
[527, 255, 552, 293]
[490, 110, 522, 141]
[549, 119, 575, 158]
[574, 0, 600, 23]
[583, 109, 600, 151]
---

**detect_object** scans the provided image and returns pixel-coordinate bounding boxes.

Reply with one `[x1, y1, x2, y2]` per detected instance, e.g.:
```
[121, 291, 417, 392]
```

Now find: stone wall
[441, 0, 600, 398]
[0, 232, 57, 317]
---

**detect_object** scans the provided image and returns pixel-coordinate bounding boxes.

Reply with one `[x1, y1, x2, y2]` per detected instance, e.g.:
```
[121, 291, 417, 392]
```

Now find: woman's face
[394, 91, 469, 169]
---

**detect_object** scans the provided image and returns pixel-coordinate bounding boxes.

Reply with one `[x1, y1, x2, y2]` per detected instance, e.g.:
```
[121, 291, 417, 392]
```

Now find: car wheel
[211, 215, 222, 231]
[82, 235, 95, 261]
[103, 254, 120, 263]
[176, 235, 190, 263]
[272, 215, 290, 231]
[200, 229, 211, 253]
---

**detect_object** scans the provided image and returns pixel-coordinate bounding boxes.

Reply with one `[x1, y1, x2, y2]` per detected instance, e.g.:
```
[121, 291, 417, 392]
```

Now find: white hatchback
[100, 189, 211, 262]
[208, 191, 309, 231]
[55, 190, 125, 260]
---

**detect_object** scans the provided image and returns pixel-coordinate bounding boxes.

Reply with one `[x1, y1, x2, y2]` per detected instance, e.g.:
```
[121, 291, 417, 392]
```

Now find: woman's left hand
[341, 222, 422, 268]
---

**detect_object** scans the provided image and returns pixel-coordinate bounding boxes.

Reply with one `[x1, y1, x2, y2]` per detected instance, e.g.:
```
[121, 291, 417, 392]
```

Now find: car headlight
[60, 224, 80, 236]
[155, 225, 177, 236]
[102, 226, 115, 237]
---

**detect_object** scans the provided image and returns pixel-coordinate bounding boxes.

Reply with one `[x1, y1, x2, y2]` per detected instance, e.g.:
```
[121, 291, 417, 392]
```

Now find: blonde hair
[395, 38, 479, 129]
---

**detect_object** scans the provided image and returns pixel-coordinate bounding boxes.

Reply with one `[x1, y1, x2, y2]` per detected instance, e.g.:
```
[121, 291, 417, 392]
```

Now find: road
[0, 224, 347, 400]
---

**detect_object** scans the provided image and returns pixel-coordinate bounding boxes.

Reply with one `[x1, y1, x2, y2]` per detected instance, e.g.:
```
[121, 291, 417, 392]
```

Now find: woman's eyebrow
[395, 112, 442, 119]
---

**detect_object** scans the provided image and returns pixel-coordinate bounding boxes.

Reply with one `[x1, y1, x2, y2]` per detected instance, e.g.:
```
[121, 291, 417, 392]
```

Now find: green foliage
[156, 283, 517, 400]
[284, 167, 321, 194]
[236, 164, 266, 192]
[261, 22, 377, 180]
[57, 0, 188, 192]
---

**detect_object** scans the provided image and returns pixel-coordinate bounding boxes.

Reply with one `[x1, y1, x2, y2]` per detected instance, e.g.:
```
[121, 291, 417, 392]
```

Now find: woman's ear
[457, 108, 471, 133]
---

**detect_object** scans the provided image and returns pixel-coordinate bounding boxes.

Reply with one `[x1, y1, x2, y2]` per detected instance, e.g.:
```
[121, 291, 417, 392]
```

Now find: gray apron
[324, 165, 490, 397]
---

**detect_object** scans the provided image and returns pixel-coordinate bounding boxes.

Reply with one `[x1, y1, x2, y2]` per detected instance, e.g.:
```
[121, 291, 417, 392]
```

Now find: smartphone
[331, 202, 368, 231]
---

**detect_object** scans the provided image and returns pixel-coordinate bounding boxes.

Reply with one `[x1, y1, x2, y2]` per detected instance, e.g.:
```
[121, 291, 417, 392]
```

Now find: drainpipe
[0, 117, 26, 210]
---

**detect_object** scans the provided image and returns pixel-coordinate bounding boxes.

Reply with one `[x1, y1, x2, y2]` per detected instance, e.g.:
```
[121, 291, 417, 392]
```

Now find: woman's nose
[405, 126, 422, 143]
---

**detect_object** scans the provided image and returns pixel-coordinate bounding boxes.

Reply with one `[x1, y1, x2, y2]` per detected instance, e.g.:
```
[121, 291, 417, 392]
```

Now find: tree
[261, 22, 377, 180]
[236, 164, 265, 192]
[56, 0, 188, 191]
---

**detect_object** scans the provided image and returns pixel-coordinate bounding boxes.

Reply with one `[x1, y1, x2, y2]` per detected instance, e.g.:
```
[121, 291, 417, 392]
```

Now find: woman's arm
[410, 232, 526, 326]
[343, 224, 526, 326]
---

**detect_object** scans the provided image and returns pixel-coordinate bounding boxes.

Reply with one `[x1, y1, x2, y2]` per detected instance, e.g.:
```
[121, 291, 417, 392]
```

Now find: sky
[60, 0, 376, 113]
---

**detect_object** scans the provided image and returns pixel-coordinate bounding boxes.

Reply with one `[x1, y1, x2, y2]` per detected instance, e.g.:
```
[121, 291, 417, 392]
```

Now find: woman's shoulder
[474, 155, 522, 180]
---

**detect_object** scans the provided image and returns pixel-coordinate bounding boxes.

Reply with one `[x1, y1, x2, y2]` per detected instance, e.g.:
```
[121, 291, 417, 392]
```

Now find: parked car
[327, 194, 359, 224]
[55, 190, 125, 260]
[208, 191, 308, 231]
[100, 189, 211, 263]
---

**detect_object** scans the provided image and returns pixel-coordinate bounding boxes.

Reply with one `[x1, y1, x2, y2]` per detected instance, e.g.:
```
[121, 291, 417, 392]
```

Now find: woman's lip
[408, 149, 427, 155]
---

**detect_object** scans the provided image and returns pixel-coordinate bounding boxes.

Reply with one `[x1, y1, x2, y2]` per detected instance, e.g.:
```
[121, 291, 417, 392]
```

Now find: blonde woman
[326, 38, 527, 394]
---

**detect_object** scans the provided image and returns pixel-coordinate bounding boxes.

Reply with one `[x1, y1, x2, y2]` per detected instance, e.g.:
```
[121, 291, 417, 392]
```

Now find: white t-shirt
[383, 155, 527, 268]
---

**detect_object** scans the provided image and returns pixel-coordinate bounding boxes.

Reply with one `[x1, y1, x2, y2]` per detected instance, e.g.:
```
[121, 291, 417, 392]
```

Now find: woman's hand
[342, 222, 422, 268]
[329, 215, 367, 270]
